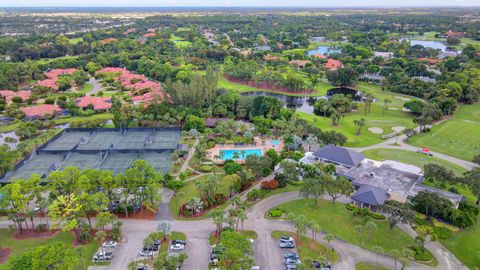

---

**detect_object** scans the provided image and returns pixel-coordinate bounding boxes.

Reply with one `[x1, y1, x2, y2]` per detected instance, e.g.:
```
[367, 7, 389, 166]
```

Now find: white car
[139, 250, 154, 257]
[93, 251, 113, 261]
[102, 241, 118, 248]
[170, 243, 185, 251]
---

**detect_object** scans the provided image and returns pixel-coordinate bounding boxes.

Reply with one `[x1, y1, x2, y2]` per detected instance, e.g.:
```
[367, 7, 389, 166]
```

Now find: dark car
[283, 253, 300, 260]
[312, 261, 330, 269]
[172, 240, 187, 245]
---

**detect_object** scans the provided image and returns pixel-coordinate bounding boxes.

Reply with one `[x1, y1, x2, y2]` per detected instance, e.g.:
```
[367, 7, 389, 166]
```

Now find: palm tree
[293, 215, 308, 243]
[383, 98, 392, 115]
[286, 212, 297, 231]
[238, 209, 247, 231]
[310, 222, 321, 241]
[372, 246, 384, 270]
[208, 210, 225, 240]
[232, 151, 240, 161]
[390, 249, 401, 270]
[95, 230, 107, 254]
[324, 233, 334, 245]
[239, 150, 246, 163]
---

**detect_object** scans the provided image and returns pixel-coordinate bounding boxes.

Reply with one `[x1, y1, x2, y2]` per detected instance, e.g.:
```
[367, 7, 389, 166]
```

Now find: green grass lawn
[169, 35, 192, 48]
[35, 55, 79, 65]
[77, 83, 94, 94]
[362, 148, 467, 176]
[413, 31, 480, 50]
[271, 230, 339, 263]
[440, 213, 480, 269]
[298, 102, 415, 147]
[274, 199, 416, 252]
[0, 229, 98, 269]
[53, 113, 113, 125]
[409, 104, 480, 162]
[356, 262, 391, 270]
[169, 174, 231, 220]
[68, 37, 84, 44]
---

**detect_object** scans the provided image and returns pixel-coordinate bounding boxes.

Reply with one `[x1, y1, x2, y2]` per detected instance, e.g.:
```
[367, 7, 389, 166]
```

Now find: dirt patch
[13, 229, 59, 240]
[116, 209, 157, 220]
[0, 248, 11, 264]
[368, 127, 384, 134]
[392, 126, 406, 132]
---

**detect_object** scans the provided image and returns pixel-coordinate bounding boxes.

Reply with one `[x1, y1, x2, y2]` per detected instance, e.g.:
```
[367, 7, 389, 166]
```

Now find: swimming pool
[270, 140, 282, 146]
[220, 149, 262, 160]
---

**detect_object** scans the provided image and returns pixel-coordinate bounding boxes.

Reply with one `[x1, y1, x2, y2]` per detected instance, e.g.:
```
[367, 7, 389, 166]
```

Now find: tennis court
[76, 131, 121, 151]
[101, 154, 138, 174]
[2, 128, 181, 182]
[8, 154, 61, 180]
[43, 131, 90, 151]
[62, 153, 103, 170]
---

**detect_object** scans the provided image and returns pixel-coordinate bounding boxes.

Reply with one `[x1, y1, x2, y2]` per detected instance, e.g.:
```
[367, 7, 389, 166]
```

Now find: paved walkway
[86, 77, 104, 96]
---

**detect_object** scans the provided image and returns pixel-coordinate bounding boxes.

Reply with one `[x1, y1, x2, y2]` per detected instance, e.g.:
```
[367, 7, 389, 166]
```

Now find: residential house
[75, 96, 112, 112]
[324, 59, 343, 71]
[20, 104, 64, 120]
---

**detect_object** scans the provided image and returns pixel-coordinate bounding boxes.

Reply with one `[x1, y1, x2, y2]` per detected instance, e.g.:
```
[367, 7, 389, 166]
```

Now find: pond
[241, 87, 363, 115]
[405, 40, 448, 52]
[307, 45, 341, 56]
[0, 131, 20, 150]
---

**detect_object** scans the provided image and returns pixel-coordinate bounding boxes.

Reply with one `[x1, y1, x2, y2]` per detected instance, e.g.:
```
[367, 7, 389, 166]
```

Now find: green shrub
[199, 165, 212, 172]
[411, 247, 433, 262]
[269, 208, 284, 218]
[368, 211, 386, 220]
[346, 203, 357, 211]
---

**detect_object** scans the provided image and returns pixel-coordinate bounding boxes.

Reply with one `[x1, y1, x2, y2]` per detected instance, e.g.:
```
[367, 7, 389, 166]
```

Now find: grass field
[169, 35, 192, 48]
[36, 55, 79, 65]
[440, 214, 480, 269]
[77, 83, 94, 94]
[271, 230, 339, 263]
[68, 37, 84, 44]
[362, 148, 467, 175]
[169, 174, 231, 220]
[414, 31, 480, 50]
[298, 102, 415, 147]
[409, 104, 480, 162]
[273, 199, 416, 252]
[0, 229, 98, 269]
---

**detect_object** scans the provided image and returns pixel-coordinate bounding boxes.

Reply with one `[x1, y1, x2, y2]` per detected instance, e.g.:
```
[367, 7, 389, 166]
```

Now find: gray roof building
[351, 185, 389, 206]
[312, 145, 365, 168]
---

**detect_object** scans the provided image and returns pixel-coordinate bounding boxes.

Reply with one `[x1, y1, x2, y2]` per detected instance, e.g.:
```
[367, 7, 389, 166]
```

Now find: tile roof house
[311, 53, 327, 59]
[289, 60, 311, 69]
[100, 38, 118, 45]
[0, 90, 31, 102]
[312, 145, 365, 168]
[324, 59, 343, 70]
[20, 104, 63, 120]
[439, 31, 466, 38]
[37, 68, 77, 90]
[75, 96, 112, 111]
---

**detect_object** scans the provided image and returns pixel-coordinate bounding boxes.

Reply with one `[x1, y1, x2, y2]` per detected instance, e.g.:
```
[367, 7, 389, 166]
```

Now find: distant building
[310, 37, 326, 42]
[412, 76, 437, 84]
[301, 146, 463, 209]
[20, 104, 64, 120]
[437, 51, 460, 59]
[374, 51, 394, 59]
[255, 45, 272, 52]
[359, 73, 385, 84]
[438, 31, 466, 38]
[324, 59, 343, 70]
[75, 96, 112, 111]
[288, 60, 311, 69]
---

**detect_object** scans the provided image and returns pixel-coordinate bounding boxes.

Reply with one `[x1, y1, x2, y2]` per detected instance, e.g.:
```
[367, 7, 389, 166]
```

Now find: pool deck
[206, 137, 284, 164]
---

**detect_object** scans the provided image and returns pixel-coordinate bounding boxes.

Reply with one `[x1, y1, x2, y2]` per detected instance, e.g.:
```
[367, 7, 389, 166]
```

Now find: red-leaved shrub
[261, 179, 279, 190]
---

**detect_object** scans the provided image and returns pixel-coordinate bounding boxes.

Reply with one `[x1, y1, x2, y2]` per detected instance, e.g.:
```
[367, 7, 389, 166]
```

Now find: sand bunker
[392, 126, 406, 132]
[368, 127, 384, 134]
[395, 96, 410, 101]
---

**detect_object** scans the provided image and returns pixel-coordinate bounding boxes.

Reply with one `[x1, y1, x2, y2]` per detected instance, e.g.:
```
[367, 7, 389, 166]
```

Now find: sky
[0, 0, 479, 7]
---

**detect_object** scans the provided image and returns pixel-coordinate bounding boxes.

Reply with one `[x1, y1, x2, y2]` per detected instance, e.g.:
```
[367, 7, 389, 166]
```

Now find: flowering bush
[261, 179, 279, 190]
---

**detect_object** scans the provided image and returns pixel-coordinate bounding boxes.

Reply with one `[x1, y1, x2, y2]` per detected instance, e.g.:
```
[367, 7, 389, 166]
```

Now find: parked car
[283, 253, 300, 260]
[312, 260, 331, 269]
[251, 266, 260, 270]
[279, 241, 295, 248]
[139, 250, 154, 257]
[102, 241, 118, 248]
[143, 245, 159, 251]
[93, 251, 113, 261]
[170, 243, 185, 251]
[286, 264, 297, 270]
[172, 240, 186, 245]
[280, 236, 294, 242]
[417, 148, 433, 156]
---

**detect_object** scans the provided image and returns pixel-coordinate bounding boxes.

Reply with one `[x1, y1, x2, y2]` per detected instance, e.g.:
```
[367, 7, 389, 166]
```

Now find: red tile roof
[75, 96, 112, 111]
[311, 53, 327, 59]
[324, 59, 343, 70]
[20, 104, 61, 118]
[418, 58, 442, 65]
[263, 54, 282, 61]
[0, 90, 31, 102]
[37, 68, 77, 90]
[100, 38, 118, 45]
[144, 33, 156, 38]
